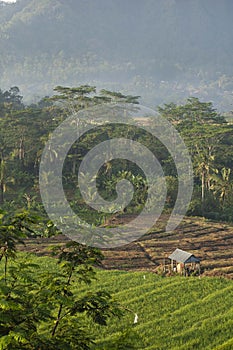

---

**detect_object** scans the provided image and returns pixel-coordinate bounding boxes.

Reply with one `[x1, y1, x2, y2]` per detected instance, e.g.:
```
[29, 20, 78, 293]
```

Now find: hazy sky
[2, 0, 17, 2]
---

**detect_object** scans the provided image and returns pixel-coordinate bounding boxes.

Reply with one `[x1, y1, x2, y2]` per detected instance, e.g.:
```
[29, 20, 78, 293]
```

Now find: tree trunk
[72, 158, 76, 175]
[0, 180, 4, 204]
[201, 171, 205, 216]
[19, 137, 25, 159]
[0, 154, 5, 203]
[201, 171, 205, 203]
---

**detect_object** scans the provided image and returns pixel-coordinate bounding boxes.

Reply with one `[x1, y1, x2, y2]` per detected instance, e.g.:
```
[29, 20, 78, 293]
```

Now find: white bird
[134, 313, 138, 324]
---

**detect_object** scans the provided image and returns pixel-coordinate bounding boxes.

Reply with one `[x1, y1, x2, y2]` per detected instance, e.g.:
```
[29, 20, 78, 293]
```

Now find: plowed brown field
[19, 215, 233, 278]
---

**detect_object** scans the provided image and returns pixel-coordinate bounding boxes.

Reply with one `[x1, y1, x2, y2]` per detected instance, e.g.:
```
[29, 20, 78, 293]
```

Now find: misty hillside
[0, 0, 233, 109]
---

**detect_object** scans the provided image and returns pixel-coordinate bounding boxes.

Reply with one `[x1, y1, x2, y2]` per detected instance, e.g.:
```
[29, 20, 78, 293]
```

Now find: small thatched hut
[168, 248, 201, 276]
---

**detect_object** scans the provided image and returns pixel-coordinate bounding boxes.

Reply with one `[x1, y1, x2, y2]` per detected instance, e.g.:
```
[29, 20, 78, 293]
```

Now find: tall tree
[210, 167, 233, 208]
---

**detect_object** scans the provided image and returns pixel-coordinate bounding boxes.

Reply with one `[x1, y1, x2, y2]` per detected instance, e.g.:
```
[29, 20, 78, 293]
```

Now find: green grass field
[9, 254, 232, 350]
[90, 270, 233, 349]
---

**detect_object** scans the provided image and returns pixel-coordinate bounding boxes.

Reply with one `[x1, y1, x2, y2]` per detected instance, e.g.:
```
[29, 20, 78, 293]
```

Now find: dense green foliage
[0, 231, 136, 349]
[1, 85, 233, 226]
[157, 98, 233, 221]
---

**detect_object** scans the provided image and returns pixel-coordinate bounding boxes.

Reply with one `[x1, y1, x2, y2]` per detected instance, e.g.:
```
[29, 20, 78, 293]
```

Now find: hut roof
[168, 248, 200, 264]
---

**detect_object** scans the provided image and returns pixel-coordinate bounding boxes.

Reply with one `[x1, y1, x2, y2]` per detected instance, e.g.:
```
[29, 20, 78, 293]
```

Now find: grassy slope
[91, 270, 233, 349]
[13, 254, 233, 350]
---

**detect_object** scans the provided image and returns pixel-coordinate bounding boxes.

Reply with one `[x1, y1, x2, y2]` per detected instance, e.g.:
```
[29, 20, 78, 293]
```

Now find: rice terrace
[1, 0, 233, 349]
[1, 90, 233, 349]
[15, 215, 233, 349]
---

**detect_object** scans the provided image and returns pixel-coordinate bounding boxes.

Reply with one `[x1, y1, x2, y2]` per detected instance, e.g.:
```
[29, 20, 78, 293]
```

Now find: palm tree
[193, 145, 215, 204]
[210, 167, 232, 207]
